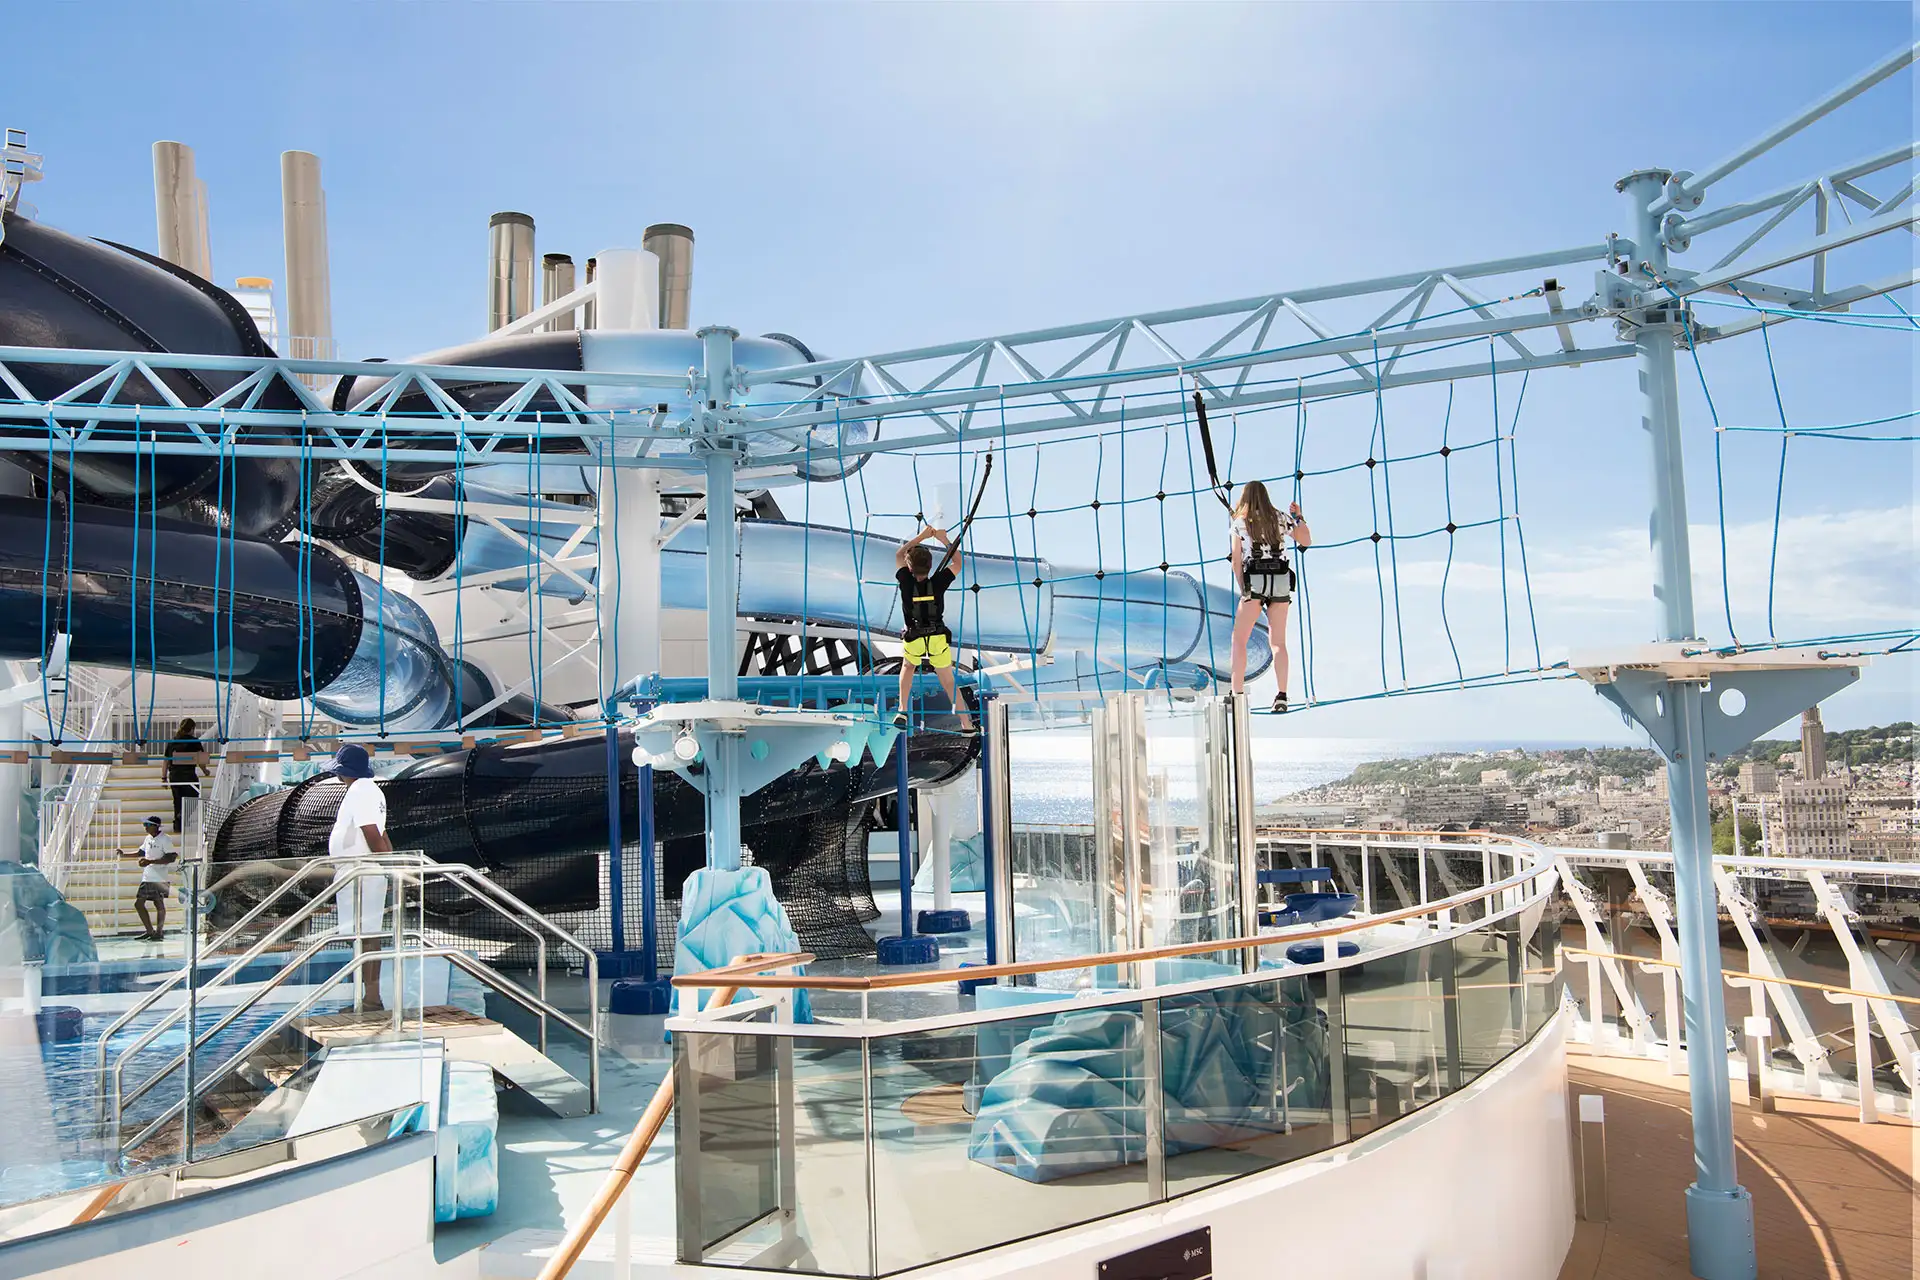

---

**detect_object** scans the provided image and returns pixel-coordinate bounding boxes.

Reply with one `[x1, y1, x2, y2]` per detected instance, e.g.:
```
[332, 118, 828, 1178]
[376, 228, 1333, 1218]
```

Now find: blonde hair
[1233, 480, 1282, 548]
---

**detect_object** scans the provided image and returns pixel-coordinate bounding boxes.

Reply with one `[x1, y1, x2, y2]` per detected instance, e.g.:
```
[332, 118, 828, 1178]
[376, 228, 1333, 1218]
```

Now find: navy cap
[143, 815, 163, 829]
[331, 743, 375, 779]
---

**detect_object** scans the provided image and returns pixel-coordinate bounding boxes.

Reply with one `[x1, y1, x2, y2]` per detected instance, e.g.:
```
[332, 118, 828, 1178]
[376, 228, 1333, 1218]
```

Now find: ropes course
[0, 42, 1909, 764]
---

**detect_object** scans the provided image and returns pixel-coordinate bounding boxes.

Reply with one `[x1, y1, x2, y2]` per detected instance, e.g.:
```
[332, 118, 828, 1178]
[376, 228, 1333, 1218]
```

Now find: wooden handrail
[68, 1180, 126, 1226]
[674, 843, 1553, 992]
[534, 983, 742, 1280]
[1562, 947, 1920, 1008]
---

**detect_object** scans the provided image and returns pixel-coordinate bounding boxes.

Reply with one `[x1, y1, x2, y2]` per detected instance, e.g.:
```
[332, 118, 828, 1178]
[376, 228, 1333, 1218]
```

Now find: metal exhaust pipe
[541, 252, 577, 331]
[152, 141, 212, 280]
[280, 151, 334, 365]
[641, 223, 693, 330]
[488, 211, 536, 331]
[583, 256, 598, 330]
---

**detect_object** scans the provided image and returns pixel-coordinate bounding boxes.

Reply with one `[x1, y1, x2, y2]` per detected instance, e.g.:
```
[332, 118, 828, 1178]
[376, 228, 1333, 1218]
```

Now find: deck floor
[1558, 1052, 1917, 1280]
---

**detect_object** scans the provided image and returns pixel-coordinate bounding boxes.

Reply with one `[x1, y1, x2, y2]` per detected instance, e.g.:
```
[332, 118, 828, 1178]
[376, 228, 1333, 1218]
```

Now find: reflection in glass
[675, 1032, 870, 1274]
[874, 1005, 1153, 1272]
[1337, 943, 1445, 1139]
[1161, 976, 1337, 1194]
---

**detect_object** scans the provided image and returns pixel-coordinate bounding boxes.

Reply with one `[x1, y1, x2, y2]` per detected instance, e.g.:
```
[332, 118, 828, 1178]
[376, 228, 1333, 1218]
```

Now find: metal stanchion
[1743, 1015, 1774, 1115]
[1577, 1093, 1610, 1221]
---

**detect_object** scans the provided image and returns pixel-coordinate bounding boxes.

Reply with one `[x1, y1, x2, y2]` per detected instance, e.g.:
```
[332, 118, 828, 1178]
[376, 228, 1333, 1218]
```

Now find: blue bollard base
[595, 950, 658, 980]
[1685, 1184, 1756, 1280]
[876, 934, 942, 966]
[956, 961, 993, 996]
[608, 978, 672, 1016]
[917, 908, 971, 934]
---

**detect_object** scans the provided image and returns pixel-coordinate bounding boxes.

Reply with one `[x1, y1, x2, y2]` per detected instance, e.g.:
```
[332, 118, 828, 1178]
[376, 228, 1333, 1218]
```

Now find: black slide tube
[0, 496, 363, 702]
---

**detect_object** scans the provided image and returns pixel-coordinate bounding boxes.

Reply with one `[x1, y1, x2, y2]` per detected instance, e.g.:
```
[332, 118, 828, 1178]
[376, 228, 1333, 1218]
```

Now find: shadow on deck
[1558, 1052, 1916, 1280]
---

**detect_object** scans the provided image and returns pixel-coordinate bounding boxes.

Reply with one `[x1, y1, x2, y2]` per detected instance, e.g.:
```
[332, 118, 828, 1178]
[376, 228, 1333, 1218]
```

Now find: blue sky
[11, 1, 1915, 742]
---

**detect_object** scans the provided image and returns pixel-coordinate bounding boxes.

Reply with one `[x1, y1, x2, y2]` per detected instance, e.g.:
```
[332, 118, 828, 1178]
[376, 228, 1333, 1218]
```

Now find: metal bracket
[1575, 644, 1863, 762]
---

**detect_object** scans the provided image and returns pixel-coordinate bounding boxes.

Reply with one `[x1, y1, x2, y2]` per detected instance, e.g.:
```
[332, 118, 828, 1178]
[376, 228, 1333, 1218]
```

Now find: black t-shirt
[165, 737, 201, 783]
[896, 566, 955, 640]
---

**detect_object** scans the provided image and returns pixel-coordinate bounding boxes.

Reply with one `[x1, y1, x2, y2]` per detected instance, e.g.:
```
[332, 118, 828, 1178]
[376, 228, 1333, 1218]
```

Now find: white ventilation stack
[541, 252, 577, 331]
[152, 141, 212, 280]
[279, 151, 334, 367]
[642, 223, 693, 330]
[488, 212, 536, 331]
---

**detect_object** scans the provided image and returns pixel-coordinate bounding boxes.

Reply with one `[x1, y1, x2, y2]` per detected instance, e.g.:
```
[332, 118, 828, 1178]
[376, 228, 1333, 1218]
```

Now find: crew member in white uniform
[118, 816, 177, 942]
[327, 743, 393, 1012]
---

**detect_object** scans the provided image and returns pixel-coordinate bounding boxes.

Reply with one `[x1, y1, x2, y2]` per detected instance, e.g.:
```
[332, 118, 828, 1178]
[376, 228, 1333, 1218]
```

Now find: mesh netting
[210, 764, 885, 967]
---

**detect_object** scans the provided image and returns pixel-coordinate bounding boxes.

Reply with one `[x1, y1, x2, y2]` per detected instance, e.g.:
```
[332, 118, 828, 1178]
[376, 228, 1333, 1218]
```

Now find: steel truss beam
[0, 52, 1907, 471]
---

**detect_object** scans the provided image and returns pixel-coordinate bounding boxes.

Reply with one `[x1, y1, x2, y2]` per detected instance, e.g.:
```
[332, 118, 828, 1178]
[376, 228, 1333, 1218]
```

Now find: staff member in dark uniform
[164, 718, 208, 833]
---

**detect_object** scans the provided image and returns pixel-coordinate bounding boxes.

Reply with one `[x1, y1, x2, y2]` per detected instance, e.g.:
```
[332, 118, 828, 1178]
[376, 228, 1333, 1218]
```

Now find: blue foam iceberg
[967, 980, 1332, 1183]
[913, 830, 986, 894]
[0, 862, 97, 965]
[671, 866, 812, 1022]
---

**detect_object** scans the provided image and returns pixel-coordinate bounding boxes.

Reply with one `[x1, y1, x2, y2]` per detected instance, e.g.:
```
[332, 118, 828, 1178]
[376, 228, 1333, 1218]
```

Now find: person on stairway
[164, 718, 208, 834]
[327, 744, 394, 1014]
[1228, 480, 1311, 713]
[892, 526, 973, 732]
[117, 816, 176, 941]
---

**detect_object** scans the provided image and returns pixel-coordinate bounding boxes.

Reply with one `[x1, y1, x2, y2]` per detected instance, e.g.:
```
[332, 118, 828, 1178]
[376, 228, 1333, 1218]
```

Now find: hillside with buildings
[1260, 712, 1914, 858]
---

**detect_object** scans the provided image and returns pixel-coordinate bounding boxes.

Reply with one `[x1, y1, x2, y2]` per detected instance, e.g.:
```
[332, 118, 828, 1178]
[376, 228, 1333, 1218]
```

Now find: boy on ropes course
[893, 524, 974, 731]
[1229, 480, 1311, 712]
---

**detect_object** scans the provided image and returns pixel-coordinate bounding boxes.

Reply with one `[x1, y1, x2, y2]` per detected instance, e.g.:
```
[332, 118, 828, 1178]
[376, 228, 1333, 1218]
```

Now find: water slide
[0, 209, 1266, 734]
[0, 208, 1266, 937]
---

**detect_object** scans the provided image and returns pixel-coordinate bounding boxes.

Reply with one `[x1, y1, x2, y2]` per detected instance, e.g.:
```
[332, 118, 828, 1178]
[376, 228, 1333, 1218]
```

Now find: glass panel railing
[1335, 941, 1446, 1140]
[674, 1024, 872, 1273]
[1449, 925, 1527, 1087]
[1160, 973, 1338, 1196]
[670, 858, 1560, 1277]
[870, 1003, 1154, 1272]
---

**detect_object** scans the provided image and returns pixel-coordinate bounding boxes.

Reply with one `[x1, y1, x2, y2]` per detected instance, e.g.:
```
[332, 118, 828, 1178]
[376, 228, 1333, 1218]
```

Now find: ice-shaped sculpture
[0, 862, 97, 965]
[671, 866, 813, 1022]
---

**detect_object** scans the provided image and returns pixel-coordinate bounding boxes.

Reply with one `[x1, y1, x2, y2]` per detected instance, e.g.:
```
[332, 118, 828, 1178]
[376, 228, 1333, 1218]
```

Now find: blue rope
[378, 416, 389, 733]
[1505, 370, 1543, 668]
[1675, 306, 1743, 647]
[1436, 384, 1464, 683]
[1489, 341, 1511, 673]
[1292, 387, 1316, 703]
[128, 407, 141, 744]
[36, 413, 56, 743]
[1175, 380, 1220, 695]
[1744, 291, 1794, 643]
[1371, 337, 1408, 686]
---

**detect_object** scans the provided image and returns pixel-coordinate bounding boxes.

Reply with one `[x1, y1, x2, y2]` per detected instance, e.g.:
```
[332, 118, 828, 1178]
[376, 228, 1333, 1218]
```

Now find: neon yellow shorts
[902, 632, 954, 670]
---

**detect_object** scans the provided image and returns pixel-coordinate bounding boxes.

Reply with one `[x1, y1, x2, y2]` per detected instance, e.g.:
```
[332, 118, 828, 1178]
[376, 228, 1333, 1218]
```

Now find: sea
[1003, 734, 1617, 825]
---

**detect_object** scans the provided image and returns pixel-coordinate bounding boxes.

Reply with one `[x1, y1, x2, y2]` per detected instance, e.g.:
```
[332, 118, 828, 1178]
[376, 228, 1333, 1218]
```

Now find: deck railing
[546, 830, 1561, 1278]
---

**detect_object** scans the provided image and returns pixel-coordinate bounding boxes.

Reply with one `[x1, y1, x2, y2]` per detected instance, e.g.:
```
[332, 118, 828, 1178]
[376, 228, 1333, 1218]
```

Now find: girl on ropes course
[1228, 480, 1310, 712]
[892, 524, 973, 732]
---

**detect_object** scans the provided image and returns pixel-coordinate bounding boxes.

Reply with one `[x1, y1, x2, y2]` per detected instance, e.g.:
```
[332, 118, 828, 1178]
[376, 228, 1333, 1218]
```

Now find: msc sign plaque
[1098, 1227, 1212, 1280]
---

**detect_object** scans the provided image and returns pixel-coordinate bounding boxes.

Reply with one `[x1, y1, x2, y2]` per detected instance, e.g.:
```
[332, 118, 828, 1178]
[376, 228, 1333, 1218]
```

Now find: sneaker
[892, 712, 909, 728]
[1271, 692, 1289, 714]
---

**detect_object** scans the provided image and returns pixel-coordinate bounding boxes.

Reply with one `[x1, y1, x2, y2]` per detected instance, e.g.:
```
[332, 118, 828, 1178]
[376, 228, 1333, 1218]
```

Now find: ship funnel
[280, 150, 334, 375]
[488, 211, 536, 331]
[541, 252, 577, 331]
[642, 223, 693, 330]
[152, 141, 212, 280]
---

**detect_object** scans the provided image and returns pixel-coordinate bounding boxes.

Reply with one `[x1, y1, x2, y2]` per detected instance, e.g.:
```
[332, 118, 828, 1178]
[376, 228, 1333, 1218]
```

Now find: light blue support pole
[700, 326, 743, 873]
[1621, 167, 1755, 1280]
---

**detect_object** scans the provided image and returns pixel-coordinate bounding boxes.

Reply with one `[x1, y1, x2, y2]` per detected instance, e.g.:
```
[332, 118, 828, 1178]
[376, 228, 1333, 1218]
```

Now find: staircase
[56, 760, 181, 938]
